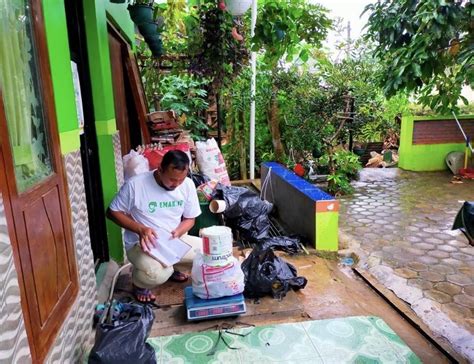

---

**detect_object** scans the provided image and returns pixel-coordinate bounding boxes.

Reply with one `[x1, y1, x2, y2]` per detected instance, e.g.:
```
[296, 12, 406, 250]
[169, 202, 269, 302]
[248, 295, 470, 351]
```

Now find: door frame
[65, 0, 110, 263]
[108, 21, 145, 152]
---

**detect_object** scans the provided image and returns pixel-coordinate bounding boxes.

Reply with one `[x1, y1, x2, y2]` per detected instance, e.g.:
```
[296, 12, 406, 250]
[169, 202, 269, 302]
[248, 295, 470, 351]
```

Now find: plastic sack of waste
[142, 143, 191, 170]
[241, 248, 307, 299]
[257, 236, 303, 255]
[192, 253, 245, 299]
[123, 150, 150, 181]
[195, 138, 231, 186]
[88, 303, 156, 364]
[213, 184, 273, 241]
[452, 201, 474, 245]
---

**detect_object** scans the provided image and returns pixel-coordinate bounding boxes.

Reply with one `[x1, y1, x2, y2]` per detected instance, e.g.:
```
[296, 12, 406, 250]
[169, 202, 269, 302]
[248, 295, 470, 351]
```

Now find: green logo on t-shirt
[148, 200, 183, 213]
[148, 201, 158, 213]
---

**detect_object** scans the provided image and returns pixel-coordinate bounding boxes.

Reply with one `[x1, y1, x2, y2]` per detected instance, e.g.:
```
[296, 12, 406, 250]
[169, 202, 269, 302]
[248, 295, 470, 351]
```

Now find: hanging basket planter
[128, 4, 153, 25]
[225, 0, 252, 16]
[138, 22, 159, 38]
[146, 36, 163, 57]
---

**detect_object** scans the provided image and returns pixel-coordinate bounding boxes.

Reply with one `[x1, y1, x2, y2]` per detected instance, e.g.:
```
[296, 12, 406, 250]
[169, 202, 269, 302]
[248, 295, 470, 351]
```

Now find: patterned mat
[147, 316, 421, 363]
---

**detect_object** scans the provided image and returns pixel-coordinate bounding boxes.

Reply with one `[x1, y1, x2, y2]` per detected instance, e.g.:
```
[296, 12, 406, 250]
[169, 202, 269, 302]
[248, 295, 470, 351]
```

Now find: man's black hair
[161, 150, 190, 171]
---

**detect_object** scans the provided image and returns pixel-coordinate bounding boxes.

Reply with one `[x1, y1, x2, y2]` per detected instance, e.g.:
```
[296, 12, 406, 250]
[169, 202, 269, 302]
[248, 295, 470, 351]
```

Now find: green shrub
[318, 150, 362, 195]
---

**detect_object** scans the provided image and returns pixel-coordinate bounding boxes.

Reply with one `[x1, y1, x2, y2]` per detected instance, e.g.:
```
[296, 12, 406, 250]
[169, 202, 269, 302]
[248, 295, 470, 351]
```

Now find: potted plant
[352, 142, 366, 156]
[128, 1, 154, 25]
[146, 36, 163, 57]
[138, 21, 159, 38]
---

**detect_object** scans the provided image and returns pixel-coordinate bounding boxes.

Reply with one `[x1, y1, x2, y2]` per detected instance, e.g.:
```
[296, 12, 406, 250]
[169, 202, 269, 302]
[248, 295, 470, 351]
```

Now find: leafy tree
[157, 74, 210, 139]
[252, 0, 332, 64]
[277, 46, 409, 194]
[221, 63, 273, 179]
[250, 0, 332, 161]
[363, 0, 473, 113]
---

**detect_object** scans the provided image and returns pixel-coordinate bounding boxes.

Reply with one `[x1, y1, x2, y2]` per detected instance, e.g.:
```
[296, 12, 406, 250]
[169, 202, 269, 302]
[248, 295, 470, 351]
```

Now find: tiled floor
[147, 316, 421, 363]
[339, 169, 474, 360]
[340, 169, 474, 325]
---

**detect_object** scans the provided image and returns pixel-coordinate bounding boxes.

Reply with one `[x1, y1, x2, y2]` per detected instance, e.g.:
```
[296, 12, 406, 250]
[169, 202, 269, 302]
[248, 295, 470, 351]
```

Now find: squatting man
[107, 150, 202, 303]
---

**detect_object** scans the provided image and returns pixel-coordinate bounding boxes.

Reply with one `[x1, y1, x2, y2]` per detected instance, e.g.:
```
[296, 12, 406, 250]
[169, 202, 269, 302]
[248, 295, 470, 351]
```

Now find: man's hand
[106, 208, 159, 253]
[171, 229, 181, 239]
[171, 218, 196, 239]
[138, 226, 158, 253]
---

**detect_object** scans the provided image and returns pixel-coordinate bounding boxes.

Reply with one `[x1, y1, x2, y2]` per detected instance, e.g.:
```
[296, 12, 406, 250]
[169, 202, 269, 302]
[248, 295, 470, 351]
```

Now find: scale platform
[184, 286, 246, 321]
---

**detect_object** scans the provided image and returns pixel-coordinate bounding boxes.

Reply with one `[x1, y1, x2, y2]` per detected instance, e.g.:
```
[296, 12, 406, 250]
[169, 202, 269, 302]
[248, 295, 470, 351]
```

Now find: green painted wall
[399, 114, 473, 171]
[83, 0, 116, 123]
[97, 135, 124, 261]
[315, 212, 339, 252]
[42, 0, 81, 154]
[83, 0, 136, 262]
[105, 1, 135, 44]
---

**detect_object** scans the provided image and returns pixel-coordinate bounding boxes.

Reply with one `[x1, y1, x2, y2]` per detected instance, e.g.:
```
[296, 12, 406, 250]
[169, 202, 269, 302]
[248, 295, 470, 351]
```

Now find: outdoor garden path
[339, 168, 474, 361]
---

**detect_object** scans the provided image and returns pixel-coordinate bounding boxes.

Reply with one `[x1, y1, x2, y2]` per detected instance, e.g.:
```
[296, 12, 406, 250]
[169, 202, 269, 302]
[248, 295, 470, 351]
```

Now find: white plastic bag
[191, 253, 245, 299]
[123, 150, 150, 181]
[195, 138, 231, 186]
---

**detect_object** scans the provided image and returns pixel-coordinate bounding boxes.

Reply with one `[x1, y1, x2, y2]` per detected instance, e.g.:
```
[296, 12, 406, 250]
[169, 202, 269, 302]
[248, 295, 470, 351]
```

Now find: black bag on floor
[213, 184, 273, 241]
[88, 303, 156, 364]
[452, 201, 474, 245]
[241, 248, 307, 299]
[257, 236, 303, 255]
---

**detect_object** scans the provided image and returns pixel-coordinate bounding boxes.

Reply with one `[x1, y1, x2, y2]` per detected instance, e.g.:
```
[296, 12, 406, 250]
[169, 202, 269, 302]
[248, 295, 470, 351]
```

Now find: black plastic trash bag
[188, 171, 210, 187]
[258, 236, 303, 255]
[213, 184, 273, 241]
[452, 201, 474, 245]
[241, 248, 307, 299]
[89, 303, 156, 364]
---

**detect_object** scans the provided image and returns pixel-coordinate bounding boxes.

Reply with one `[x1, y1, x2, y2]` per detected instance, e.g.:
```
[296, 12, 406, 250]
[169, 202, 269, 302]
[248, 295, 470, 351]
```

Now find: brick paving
[339, 168, 474, 359]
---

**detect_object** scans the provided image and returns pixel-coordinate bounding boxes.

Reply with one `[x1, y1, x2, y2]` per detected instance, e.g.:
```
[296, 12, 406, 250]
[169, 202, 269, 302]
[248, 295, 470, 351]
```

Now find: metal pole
[249, 0, 257, 179]
[452, 111, 474, 153]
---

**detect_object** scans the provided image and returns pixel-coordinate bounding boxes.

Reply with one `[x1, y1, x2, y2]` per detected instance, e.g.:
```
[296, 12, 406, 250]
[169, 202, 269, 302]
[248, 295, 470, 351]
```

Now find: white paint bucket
[200, 226, 233, 266]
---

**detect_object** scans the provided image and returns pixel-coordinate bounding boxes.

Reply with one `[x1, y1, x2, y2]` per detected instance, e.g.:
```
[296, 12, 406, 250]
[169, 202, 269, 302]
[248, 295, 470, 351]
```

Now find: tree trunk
[225, 98, 233, 142]
[325, 92, 353, 193]
[238, 108, 248, 179]
[268, 84, 285, 162]
[327, 144, 336, 192]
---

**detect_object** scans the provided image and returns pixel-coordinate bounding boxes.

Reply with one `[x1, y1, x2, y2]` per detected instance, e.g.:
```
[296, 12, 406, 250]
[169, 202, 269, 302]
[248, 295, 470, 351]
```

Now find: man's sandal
[169, 270, 189, 282]
[133, 284, 156, 303]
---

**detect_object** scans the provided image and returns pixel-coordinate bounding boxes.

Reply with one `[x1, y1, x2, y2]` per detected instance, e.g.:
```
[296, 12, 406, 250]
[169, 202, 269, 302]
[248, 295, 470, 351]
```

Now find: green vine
[188, 1, 249, 92]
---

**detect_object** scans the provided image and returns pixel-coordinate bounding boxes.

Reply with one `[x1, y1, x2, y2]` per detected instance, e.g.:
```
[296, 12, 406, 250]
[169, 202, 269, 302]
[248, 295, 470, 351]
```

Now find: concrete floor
[102, 173, 472, 362]
[339, 168, 474, 361]
[144, 253, 449, 363]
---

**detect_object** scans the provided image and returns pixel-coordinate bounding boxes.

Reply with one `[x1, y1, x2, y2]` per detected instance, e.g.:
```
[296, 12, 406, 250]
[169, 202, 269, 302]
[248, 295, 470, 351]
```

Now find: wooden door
[108, 27, 132, 155]
[0, 1, 78, 362]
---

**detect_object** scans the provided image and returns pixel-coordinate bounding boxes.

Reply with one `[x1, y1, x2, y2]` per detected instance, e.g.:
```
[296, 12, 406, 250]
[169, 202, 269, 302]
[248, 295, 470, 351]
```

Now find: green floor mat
[147, 316, 421, 363]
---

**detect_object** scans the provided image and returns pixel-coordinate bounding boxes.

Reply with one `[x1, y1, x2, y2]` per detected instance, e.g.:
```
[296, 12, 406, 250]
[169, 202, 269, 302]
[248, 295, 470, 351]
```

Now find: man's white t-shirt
[109, 171, 201, 250]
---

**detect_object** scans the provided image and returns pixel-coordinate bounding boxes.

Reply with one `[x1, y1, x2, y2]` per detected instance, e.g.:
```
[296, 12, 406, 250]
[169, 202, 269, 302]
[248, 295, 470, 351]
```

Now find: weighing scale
[184, 286, 246, 321]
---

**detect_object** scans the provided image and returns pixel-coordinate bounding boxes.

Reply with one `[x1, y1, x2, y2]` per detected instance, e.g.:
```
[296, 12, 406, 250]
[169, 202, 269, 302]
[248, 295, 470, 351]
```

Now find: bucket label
[203, 252, 233, 266]
[201, 228, 232, 256]
[203, 237, 210, 255]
